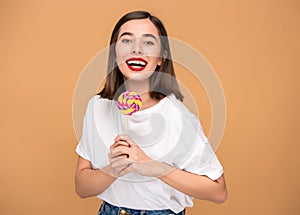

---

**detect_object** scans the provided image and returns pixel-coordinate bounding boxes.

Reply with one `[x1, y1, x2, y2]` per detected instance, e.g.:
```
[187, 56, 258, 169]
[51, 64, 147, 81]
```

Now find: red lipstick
[126, 58, 148, 71]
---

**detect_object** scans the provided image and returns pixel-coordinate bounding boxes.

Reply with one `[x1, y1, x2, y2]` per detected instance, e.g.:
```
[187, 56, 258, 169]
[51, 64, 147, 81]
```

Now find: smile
[126, 58, 148, 71]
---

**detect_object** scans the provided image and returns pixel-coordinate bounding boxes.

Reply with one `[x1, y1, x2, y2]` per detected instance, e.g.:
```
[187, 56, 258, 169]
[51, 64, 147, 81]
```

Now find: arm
[159, 167, 227, 204]
[75, 156, 116, 198]
[110, 135, 228, 204]
[75, 138, 133, 198]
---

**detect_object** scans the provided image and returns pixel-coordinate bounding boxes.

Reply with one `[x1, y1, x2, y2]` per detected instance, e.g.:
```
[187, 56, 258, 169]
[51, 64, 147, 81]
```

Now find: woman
[75, 10, 227, 215]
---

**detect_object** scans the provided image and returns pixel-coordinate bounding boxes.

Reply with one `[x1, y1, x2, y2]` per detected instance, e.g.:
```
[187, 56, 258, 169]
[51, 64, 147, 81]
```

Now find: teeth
[131, 65, 141, 69]
[127, 60, 146, 66]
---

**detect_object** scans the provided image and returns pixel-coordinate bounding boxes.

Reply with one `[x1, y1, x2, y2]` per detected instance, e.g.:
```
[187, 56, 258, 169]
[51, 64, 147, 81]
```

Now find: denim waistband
[98, 201, 186, 215]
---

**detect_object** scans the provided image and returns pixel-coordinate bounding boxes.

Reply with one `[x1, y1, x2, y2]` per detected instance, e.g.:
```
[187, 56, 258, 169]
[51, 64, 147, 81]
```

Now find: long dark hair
[98, 10, 184, 101]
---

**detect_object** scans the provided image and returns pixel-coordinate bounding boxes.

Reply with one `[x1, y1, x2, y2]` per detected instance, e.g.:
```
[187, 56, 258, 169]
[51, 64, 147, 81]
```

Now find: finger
[114, 135, 130, 142]
[110, 141, 129, 151]
[110, 153, 129, 160]
[111, 158, 132, 169]
[114, 134, 126, 141]
[111, 146, 131, 158]
[115, 135, 137, 147]
[112, 140, 130, 149]
[109, 154, 128, 163]
[108, 151, 128, 159]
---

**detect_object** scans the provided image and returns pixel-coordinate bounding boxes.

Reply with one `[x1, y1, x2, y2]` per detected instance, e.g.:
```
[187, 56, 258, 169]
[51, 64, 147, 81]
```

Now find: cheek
[115, 44, 131, 63]
[143, 46, 161, 58]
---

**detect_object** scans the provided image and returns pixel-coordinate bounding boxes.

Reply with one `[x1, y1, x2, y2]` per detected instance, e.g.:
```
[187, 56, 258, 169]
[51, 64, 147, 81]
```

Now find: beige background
[1, 0, 299, 214]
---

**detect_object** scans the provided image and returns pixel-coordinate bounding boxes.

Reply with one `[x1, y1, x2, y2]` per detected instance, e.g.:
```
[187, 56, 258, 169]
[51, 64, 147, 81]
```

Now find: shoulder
[87, 94, 114, 106]
[167, 94, 203, 130]
[166, 94, 197, 119]
[159, 94, 196, 123]
[85, 95, 99, 111]
[85, 95, 112, 115]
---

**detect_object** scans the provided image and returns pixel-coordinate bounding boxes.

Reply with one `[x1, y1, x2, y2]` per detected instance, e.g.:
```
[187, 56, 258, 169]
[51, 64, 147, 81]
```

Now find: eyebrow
[119, 32, 158, 41]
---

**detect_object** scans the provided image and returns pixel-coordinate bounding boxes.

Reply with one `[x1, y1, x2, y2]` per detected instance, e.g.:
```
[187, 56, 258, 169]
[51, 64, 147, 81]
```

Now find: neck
[124, 79, 150, 95]
[124, 79, 157, 108]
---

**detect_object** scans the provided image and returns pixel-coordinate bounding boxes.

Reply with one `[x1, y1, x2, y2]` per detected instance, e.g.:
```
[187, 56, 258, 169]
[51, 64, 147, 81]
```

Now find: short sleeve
[75, 114, 91, 161]
[75, 97, 95, 162]
[177, 117, 223, 181]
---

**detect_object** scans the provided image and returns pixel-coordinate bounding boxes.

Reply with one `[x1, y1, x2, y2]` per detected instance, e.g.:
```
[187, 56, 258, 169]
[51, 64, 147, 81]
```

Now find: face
[115, 19, 162, 81]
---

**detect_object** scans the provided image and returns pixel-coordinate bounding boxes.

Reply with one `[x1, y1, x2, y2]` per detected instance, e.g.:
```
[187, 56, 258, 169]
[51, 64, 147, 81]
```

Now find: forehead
[118, 19, 159, 37]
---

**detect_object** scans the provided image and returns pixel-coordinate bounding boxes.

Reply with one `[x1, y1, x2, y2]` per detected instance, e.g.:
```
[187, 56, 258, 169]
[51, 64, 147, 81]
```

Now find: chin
[123, 70, 155, 82]
[125, 74, 151, 82]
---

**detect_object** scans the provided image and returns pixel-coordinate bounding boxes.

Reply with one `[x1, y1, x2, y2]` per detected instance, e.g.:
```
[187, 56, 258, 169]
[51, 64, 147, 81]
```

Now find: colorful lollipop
[117, 91, 142, 115]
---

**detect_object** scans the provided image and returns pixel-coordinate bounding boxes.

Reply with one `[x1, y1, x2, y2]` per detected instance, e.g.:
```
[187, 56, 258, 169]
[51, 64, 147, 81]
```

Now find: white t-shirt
[75, 94, 223, 213]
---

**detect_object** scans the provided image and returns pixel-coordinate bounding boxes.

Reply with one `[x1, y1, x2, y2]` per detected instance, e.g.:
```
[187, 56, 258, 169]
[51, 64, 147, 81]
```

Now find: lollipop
[117, 91, 142, 115]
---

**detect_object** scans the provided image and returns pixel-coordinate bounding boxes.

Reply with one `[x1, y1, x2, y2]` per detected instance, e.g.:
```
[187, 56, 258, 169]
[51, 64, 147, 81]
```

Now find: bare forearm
[75, 165, 116, 198]
[159, 165, 227, 204]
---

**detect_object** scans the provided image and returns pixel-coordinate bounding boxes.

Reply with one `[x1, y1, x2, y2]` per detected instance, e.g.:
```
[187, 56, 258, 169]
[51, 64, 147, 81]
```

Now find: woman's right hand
[107, 140, 132, 177]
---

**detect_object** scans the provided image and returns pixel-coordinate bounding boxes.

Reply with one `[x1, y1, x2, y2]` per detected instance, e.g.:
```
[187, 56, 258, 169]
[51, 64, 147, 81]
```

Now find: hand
[108, 135, 151, 177]
[108, 135, 174, 177]
[106, 138, 131, 177]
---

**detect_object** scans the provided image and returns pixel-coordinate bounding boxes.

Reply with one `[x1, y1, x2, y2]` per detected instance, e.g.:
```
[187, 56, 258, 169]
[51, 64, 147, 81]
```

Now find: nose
[131, 39, 143, 54]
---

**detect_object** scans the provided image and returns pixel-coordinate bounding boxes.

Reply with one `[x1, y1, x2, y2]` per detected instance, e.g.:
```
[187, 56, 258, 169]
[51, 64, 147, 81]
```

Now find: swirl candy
[117, 91, 142, 116]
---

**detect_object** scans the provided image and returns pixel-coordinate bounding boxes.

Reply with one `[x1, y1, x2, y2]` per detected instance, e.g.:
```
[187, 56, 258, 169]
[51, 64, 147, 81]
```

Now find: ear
[158, 50, 168, 66]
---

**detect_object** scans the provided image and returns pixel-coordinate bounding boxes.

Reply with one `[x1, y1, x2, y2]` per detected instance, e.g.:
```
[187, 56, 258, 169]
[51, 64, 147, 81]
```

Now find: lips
[126, 58, 148, 71]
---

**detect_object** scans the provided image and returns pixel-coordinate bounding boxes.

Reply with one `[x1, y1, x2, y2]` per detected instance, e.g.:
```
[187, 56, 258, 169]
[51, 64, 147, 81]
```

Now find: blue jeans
[98, 201, 186, 215]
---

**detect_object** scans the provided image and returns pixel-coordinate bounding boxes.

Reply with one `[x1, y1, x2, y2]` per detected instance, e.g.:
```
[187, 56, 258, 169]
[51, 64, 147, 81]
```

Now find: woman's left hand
[109, 135, 174, 177]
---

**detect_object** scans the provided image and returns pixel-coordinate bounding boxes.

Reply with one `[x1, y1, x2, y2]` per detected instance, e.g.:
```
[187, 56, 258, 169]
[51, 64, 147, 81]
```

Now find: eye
[144, 40, 155, 46]
[121, 38, 132, 44]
